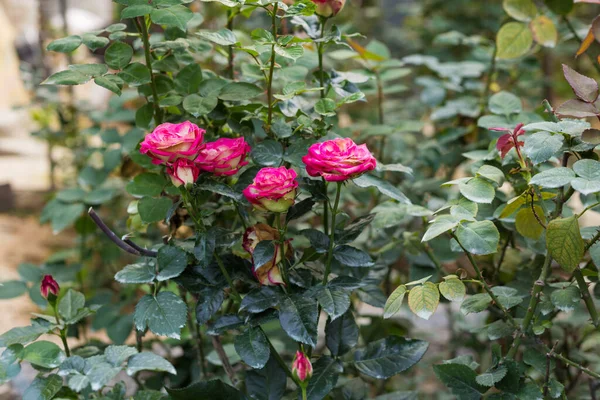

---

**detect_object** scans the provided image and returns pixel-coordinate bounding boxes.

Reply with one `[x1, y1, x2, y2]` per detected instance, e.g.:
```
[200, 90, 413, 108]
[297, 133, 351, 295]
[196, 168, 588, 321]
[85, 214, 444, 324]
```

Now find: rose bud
[40, 275, 60, 298]
[243, 223, 292, 286]
[292, 351, 313, 382]
[166, 158, 200, 187]
[312, 0, 346, 17]
[140, 121, 205, 165]
[195, 137, 251, 176]
[242, 167, 298, 213]
[302, 138, 376, 182]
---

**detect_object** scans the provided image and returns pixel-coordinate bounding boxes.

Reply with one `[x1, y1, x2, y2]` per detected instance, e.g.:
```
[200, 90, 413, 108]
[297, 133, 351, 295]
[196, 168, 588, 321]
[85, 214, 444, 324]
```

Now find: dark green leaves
[23, 374, 63, 400]
[157, 245, 188, 281]
[279, 295, 318, 347]
[353, 174, 411, 204]
[138, 197, 172, 223]
[433, 363, 487, 400]
[239, 287, 280, 314]
[305, 356, 343, 400]
[234, 327, 270, 369]
[198, 28, 237, 46]
[325, 310, 358, 356]
[150, 5, 193, 31]
[115, 263, 156, 284]
[218, 82, 263, 101]
[105, 41, 134, 70]
[119, 63, 152, 86]
[253, 241, 276, 269]
[167, 380, 247, 400]
[183, 95, 218, 117]
[333, 245, 374, 267]
[353, 336, 428, 379]
[315, 287, 351, 320]
[134, 292, 187, 339]
[22, 341, 66, 368]
[251, 140, 284, 167]
[47, 35, 82, 53]
[41, 70, 91, 85]
[455, 221, 500, 255]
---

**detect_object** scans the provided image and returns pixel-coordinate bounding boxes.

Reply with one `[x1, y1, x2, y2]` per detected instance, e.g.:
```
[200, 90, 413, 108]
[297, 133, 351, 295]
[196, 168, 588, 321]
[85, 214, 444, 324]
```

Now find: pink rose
[302, 138, 376, 182]
[242, 167, 298, 213]
[166, 158, 200, 187]
[292, 351, 313, 382]
[195, 137, 251, 176]
[140, 121, 205, 165]
[40, 275, 59, 298]
[312, 0, 345, 17]
[243, 223, 291, 286]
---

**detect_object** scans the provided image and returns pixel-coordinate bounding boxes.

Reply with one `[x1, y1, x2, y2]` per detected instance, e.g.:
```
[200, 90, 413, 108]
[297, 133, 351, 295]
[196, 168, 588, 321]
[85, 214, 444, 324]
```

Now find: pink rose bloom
[292, 351, 313, 382]
[242, 167, 298, 213]
[195, 137, 250, 176]
[140, 121, 205, 165]
[40, 275, 59, 298]
[312, 0, 345, 17]
[166, 158, 200, 187]
[302, 138, 376, 182]
[243, 224, 291, 286]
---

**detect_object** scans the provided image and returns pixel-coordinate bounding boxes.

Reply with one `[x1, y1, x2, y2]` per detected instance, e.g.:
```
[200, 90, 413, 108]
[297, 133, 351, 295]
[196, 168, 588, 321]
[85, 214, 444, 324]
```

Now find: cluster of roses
[139, 121, 376, 287]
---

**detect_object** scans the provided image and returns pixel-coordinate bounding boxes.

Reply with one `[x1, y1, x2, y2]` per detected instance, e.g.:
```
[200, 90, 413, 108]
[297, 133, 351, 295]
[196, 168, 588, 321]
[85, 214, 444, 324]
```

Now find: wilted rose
[140, 121, 205, 165]
[312, 0, 345, 17]
[302, 138, 376, 182]
[242, 167, 298, 212]
[243, 223, 291, 286]
[195, 137, 251, 176]
[166, 158, 200, 187]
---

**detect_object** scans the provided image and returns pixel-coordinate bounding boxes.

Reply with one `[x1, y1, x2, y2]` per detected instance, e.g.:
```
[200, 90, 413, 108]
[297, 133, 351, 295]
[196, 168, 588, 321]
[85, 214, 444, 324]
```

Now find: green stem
[266, 4, 279, 134]
[375, 69, 386, 164]
[274, 214, 292, 287]
[136, 17, 162, 125]
[480, 43, 497, 113]
[422, 244, 443, 274]
[317, 17, 327, 98]
[227, 10, 235, 79]
[214, 251, 242, 303]
[322, 182, 342, 284]
[574, 269, 599, 328]
[452, 234, 516, 326]
[262, 327, 298, 384]
[545, 344, 600, 380]
[53, 309, 71, 357]
[578, 201, 600, 218]
[301, 386, 308, 400]
[585, 229, 600, 253]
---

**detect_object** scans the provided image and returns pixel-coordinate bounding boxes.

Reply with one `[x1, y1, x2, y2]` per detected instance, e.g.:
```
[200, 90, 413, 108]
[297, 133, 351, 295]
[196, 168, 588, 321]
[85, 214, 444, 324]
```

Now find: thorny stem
[322, 182, 342, 285]
[545, 344, 600, 380]
[585, 230, 600, 253]
[530, 192, 547, 229]
[452, 233, 516, 326]
[136, 17, 163, 125]
[574, 269, 600, 329]
[494, 233, 511, 281]
[544, 342, 559, 397]
[266, 3, 279, 134]
[317, 17, 327, 98]
[211, 335, 238, 385]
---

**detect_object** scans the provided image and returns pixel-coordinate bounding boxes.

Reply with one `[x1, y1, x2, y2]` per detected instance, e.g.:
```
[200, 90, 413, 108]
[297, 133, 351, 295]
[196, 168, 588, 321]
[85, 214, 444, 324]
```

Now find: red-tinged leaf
[496, 134, 514, 159]
[556, 99, 600, 118]
[562, 64, 599, 103]
[576, 29, 595, 57]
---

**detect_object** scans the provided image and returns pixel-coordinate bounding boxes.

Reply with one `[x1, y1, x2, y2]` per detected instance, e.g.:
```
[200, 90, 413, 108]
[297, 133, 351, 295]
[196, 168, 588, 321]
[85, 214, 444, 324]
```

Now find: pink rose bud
[166, 158, 200, 187]
[243, 223, 291, 286]
[302, 138, 376, 182]
[140, 121, 205, 165]
[242, 167, 298, 213]
[312, 0, 346, 17]
[195, 137, 251, 176]
[292, 351, 313, 382]
[40, 275, 60, 298]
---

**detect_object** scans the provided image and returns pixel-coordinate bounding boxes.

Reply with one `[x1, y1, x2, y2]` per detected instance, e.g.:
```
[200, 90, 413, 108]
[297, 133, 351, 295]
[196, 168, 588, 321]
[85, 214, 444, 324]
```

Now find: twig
[211, 335, 238, 385]
[124, 239, 158, 258]
[530, 193, 547, 229]
[545, 344, 600, 380]
[134, 17, 163, 125]
[544, 342, 559, 397]
[574, 269, 600, 328]
[585, 230, 600, 253]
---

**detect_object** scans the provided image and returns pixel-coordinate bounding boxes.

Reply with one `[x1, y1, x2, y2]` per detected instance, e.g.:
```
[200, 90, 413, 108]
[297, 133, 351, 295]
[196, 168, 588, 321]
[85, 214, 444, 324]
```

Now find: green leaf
[433, 363, 486, 400]
[305, 356, 343, 400]
[353, 336, 428, 379]
[175, 63, 203, 95]
[422, 217, 459, 242]
[546, 216, 584, 272]
[279, 295, 318, 347]
[198, 28, 237, 45]
[439, 278, 466, 302]
[0, 280, 27, 299]
[41, 70, 90, 85]
[167, 380, 247, 400]
[455, 220, 500, 255]
[523, 347, 555, 374]
[157, 245, 188, 281]
[126, 352, 176, 375]
[316, 287, 351, 320]
[503, 0, 537, 22]
[489, 91, 523, 115]
[138, 196, 172, 224]
[22, 341, 66, 368]
[530, 167, 575, 188]
[0, 323, 51, 347]
[459, 178, 495, 204]
[384, 285, 407, 319]
[218, 82, 263, 101]
[523, 131, 564, 165]
[551, 284, 581, 312]
[121, 4, 154, 18]
[460, 293, 492, 315]
[105, 41, 134, 70]
[127, 173, 167, 197]
[23, 374, 63, 400]
[314, 98, 336, 116]
[325, 310, 359, 356]
[69, 63, 108, 77]
[151, 5, 193, 31]
[94, 75, 123, 95]
[47, 35, 82, 53]
[333, 245, 374, 267]
[252, 241, 276, 270]
[476, 165, 504, 186]
[530, 16, 558, 48]
[408, 282, 439, 320]
[491, 286, 524, 309]
[516, 206, 546, 240]
[545, 0, 573, 15]
[105, 345, 138, 366]
[353, 174, 411, 204]
[58, 289, 86, 321]
[496, 22, 533, 59]
[82, 33, 110, 51]
[234, 327, 270, 369]
[476, 365, 507, 387]
[239, 287, 280, 314]
[134, 292, 187, 339]
[195, 288, 224, 325]
[119, 62, 152, 86]
[572, 159, 600, 195]
[486, 320, 514, 340]
[251, 140, 283, 166]
[115, 263, 157, 284]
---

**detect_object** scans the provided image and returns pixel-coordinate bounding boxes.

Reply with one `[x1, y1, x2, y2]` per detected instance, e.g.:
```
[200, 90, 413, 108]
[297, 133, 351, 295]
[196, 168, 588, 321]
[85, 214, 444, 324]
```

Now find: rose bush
[2, 0, 600, 399]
